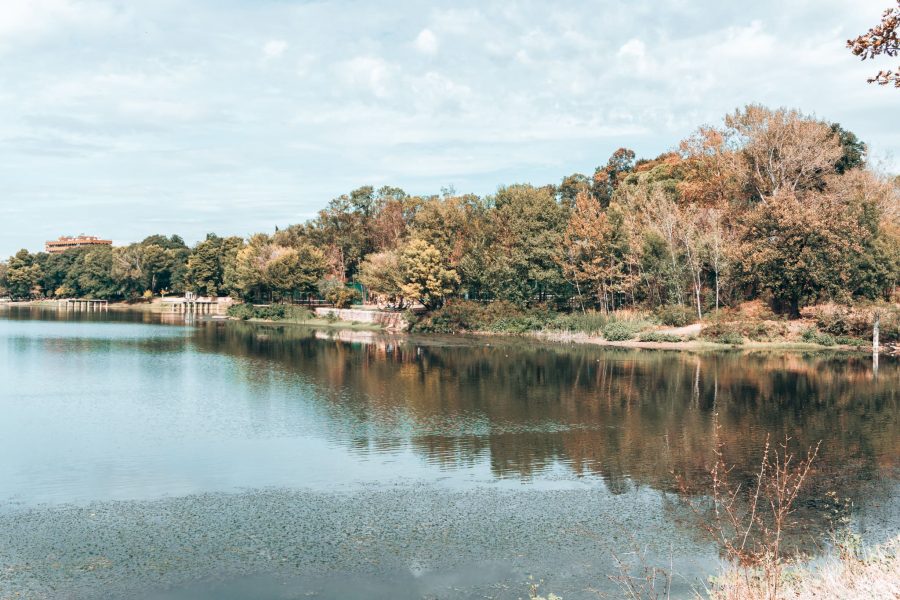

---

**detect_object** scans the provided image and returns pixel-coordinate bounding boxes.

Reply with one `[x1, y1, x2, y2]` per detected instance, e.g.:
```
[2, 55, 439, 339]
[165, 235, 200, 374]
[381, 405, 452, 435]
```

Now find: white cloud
[414, 28, 439, 54]
[338, 56, 393, 97]
[0, 0, 897, 255]
[262, 39, 288, 60]
[617, 38, 646, 59]
[0, 0, 118, 47]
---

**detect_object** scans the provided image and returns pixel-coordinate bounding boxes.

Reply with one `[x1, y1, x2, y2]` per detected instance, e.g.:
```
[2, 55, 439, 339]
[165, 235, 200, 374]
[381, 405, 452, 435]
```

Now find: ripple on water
[0, 485, 715, 600]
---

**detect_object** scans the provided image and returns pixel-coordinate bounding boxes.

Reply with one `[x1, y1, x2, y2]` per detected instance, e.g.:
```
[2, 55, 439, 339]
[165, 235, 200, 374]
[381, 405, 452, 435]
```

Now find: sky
[1, 0, 898, 256]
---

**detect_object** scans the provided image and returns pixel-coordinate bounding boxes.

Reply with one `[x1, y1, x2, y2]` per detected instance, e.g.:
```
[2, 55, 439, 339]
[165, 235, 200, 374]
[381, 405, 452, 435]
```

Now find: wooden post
[873, 311, 880, 377]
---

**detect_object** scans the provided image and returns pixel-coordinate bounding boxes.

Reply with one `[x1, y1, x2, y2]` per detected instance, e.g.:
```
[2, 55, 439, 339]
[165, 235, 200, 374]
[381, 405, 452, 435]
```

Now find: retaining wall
[314, 307, 409, 331]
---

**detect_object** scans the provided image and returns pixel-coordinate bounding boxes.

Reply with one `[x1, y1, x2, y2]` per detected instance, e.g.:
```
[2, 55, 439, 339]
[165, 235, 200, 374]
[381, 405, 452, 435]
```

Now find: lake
[1, 307, 897, 599]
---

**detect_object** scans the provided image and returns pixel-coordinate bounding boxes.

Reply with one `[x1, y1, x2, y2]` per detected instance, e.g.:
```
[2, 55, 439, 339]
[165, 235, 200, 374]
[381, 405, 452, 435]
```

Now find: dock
[60, 299, 109, 311]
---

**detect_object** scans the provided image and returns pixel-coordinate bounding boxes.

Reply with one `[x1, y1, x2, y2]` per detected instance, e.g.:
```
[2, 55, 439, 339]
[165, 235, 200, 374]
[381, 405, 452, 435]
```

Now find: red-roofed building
[45, 235, 113, 254]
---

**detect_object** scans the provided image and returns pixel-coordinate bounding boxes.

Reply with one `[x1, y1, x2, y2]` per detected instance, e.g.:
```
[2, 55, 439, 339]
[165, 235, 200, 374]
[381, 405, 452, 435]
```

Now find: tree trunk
[714, 270, 720, 313]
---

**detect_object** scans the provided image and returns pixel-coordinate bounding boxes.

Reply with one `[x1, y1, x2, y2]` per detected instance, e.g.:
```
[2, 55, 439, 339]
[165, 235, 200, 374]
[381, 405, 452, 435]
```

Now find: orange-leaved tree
[848, 1, 900, 87]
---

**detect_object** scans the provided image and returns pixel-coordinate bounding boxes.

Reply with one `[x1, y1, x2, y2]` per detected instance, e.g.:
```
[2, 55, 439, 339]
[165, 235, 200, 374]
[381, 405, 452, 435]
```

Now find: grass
[709, 535, 900, 599]
[638, 331, 683, 343]
[227, 303, 383, 330]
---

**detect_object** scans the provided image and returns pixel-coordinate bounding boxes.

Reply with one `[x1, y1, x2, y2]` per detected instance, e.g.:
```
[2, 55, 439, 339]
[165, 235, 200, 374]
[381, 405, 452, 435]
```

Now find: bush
[800, 326, 837, 346]
[836, 335, 866, 347]
[226, 303, 312, 321]
[602, 320, 642, 341]
[639, 332, 682, 343]
[318, 278, 361, 309]
[410, 300, 554, 334]
[654, 304, 697, 327]
[807, 303, 899, 342]
[702, 321, 744, 345]
[744, 321, 787, 342]
[549, 311, 608, 335]
[718, 331, 745, 345]
[409, 300, 487, 333]
[488, 315, 545, 334]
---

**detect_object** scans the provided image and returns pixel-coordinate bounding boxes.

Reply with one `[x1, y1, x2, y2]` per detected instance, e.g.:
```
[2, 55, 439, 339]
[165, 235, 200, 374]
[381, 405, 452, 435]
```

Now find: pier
[60, 299, 109, 311]
[161, 295, 224, 314]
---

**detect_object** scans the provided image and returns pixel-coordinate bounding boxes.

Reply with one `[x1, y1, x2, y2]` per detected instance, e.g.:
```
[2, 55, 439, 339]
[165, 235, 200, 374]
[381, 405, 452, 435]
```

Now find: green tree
[476, 184, 568, 306]
[5, 250, 43, 299]
[593, 148, 636, 207]
[358, 250, 405, 307]
[397, 239, 459, 309]
[737, 189, 871, 315]
[264, 244, 326, 301]
[187, 234, 244, 296]
[65, 246, 116, 299]
[830, 123, 867, 174]
[111, 244, 146, 299]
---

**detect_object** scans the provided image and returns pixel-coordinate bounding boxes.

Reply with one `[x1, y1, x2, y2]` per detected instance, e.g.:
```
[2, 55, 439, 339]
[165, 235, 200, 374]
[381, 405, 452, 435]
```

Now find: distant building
[45, 235, 113, 254]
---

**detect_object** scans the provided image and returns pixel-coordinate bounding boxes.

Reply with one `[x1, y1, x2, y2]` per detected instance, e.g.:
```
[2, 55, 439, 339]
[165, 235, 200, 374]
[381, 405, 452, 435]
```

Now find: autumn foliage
[848, 0, 900, 87]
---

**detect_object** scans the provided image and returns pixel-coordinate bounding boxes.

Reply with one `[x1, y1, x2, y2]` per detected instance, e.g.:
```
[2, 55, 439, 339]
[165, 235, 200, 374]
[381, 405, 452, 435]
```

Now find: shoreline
[2, 300, 880, 354]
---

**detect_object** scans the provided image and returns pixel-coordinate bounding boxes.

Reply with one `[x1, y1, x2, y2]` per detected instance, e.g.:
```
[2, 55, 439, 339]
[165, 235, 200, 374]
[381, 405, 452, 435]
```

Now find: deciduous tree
[848, 1, 900, 87]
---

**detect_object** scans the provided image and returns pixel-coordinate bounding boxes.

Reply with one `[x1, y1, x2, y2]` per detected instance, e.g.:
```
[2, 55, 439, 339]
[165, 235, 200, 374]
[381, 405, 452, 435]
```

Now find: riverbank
[4, 299, 887, 353]
[708, 534, 900, 600]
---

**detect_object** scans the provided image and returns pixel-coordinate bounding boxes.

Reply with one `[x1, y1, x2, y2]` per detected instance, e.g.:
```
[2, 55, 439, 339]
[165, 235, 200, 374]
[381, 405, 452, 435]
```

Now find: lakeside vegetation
[2, 105, 898, 344]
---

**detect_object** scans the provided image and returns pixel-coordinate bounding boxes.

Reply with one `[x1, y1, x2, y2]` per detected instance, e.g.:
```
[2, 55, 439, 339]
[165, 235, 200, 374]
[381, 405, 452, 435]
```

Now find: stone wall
[314, 307, 409, 331]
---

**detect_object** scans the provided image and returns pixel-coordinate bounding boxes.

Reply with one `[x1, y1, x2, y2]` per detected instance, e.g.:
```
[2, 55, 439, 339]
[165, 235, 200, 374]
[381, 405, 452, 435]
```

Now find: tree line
[2, 105, 898, 318]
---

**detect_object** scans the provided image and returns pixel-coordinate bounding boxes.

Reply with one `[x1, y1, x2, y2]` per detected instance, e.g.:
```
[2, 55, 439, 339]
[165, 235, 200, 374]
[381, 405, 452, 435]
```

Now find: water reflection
[188, 321, 897, 495]
[2, 307, 897, 523]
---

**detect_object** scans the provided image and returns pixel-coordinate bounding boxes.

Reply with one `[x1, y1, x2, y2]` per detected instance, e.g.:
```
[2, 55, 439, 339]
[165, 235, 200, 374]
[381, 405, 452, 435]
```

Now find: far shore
[3, 299, 884, 354]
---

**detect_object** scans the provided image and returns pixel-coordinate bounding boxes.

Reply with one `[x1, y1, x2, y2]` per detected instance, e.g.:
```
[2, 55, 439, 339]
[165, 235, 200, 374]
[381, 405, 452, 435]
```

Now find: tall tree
[5, 250, 43, 299]
[397, 239, 459, 310]
[724, 105, 843, 201]
[593, 148, 636, 207]
[187, 234, 244, 296]
[264, 244, 326, 301]
[477, 185, 568, 306]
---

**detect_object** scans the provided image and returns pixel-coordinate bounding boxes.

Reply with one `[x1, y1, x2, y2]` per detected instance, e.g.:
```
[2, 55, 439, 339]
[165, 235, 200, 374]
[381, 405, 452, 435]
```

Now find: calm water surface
[1, 307, 898, 599]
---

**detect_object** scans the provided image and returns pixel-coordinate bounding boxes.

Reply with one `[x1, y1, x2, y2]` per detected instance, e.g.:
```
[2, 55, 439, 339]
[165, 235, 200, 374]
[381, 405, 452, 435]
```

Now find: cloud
[337, 55, 393, 97]
[0, 0, 897, 256]
[262, 39, 288, 60]
[414, 28, 438, 55]
[0, 0, 119, 48]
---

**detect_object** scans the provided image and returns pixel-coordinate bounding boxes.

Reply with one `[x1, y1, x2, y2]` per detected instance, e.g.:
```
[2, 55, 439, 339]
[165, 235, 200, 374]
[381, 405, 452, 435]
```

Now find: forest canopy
[2, 105, 898, 319]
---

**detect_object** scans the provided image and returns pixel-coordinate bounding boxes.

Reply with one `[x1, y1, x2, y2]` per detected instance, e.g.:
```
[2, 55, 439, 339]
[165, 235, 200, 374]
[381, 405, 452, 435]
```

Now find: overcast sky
[1, 0, 898, 255]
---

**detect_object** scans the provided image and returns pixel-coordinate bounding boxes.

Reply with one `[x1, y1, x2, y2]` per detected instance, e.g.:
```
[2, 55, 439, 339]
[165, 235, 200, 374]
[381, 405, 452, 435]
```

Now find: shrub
[702, 321, 744, 345]
[807, 303, 899, 342]
[226, 303, 312, 321]
[488, 315, 545, 334]
[602, 320, 642, 341]
[801, 326, 837, 346]
[800, 326, 818, 343]
[409, 300, 486, 333]
[718, 331, 745, 345]
[816, 332, 836, 346]
[812, 304, 852, 336]
[743, 321, 789, 342]
[836, 335, 866, 347]
[228, 303, 255, 320]
[639, 332, 682, 343]
[549, 311, 609, 335]
[410, 300, 554, 334]
[654, 304, 697, 327]
[318, 278, 361, 309]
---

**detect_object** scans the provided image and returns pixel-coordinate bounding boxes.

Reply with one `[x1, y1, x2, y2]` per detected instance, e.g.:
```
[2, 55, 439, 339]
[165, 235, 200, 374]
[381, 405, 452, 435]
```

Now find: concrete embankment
[314, 307, 409, 331]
